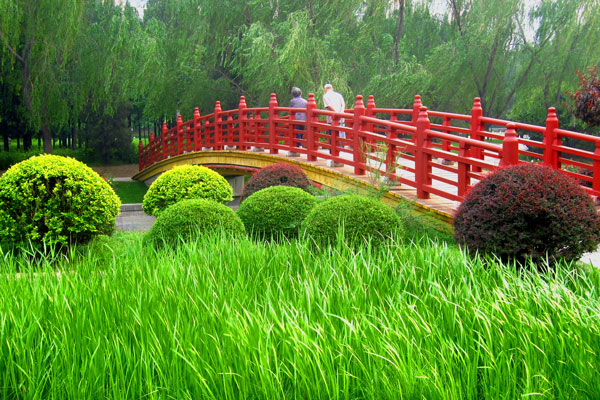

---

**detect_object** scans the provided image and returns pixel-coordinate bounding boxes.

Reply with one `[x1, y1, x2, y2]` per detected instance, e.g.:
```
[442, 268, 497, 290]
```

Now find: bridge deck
[270, 147, 463, 217]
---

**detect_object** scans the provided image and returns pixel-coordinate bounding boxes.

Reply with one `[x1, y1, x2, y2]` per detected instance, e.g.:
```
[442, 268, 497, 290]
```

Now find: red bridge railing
[138, 93, 600, 202]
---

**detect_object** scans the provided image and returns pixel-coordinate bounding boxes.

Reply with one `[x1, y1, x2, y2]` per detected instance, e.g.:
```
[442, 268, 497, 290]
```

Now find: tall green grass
[0, 232, 599, 398]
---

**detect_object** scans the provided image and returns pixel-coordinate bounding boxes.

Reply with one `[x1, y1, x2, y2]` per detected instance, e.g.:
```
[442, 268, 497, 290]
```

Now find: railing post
[194, 107, 202, 152]
[214, 101, 222, 150]
[543, 107, 560, 169]
[176, 114, 183, 155]
[415, 106, 432, 199]
[500, 123, 519, 167]
[269, 93, 279, 154]
[289, 112, 297, 151]
[238, 96, 247, 150]
[385, 128, 397, 177]
[457, 142, 469, 197]
[593, 142, 600, 192]
[162, 122, 168, 159]
[331, 117, 339, 159]
[470, 97, 484, 172]
[225, 114, 233, 148]
[366, 95, 376, 143]
[411, 95, 423, 125]
[306, 93, 317, 161]
[353, 95, 366, 175]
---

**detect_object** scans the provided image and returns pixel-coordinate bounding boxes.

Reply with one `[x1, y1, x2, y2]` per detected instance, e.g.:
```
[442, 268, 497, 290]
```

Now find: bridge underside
[133, 150, 455, 233]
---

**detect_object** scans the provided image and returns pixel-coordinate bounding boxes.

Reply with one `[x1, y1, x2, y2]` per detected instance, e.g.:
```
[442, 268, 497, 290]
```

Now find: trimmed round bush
[143, 165, 233, 216]
[241, 163, 311, 202]
[454, 163, 600, 264]
[237, 186, 317, 238]
[0, 154, 121, 248]
[301, 194, 403, 247]
[146, 199, 245, 247]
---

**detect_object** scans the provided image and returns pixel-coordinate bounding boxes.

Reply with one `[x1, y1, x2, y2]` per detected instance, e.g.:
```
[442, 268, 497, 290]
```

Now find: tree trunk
[23, 130, 32, 151]
[71, 124, 77, 150]
[42, 123, 53, 154]
[394, 0, 405, 67]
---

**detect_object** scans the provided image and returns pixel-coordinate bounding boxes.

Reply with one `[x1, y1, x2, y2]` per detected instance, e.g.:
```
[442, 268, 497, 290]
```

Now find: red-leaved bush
[566, 66, 600, 126]
[454, 163, 600, 265]
[241, 163, 311, 202]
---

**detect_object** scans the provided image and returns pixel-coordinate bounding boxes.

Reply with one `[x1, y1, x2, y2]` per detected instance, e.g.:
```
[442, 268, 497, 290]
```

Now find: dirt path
[91, 164, 139, 178]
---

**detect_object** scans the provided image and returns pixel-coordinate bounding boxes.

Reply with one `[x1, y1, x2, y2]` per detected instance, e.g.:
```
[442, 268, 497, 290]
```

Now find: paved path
[115, 198, 241, 232]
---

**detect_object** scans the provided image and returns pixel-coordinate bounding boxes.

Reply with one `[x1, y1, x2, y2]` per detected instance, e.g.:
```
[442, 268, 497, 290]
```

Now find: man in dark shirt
[289, 87, 307, 155]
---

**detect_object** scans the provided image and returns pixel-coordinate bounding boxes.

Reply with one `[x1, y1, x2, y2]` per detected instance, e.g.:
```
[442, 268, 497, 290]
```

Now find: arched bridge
[134, 93, 600, 228]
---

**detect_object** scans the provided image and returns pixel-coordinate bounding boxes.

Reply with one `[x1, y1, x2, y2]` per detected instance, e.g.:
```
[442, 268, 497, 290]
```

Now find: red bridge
[137, 93, 600, 222]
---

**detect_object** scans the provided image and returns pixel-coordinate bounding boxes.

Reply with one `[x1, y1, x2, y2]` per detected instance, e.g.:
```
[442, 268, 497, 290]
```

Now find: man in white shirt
[323, 83, 346, 139]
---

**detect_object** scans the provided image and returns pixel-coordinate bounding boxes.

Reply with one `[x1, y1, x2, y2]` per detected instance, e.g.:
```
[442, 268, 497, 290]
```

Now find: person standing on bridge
[289, 86, 307, 156]
[323, 83, 346, 140]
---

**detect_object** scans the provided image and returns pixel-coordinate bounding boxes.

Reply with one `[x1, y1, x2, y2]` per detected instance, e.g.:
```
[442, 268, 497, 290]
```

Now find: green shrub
[0, 154, 121, 248]
[241, 163, 311, 201]
[142, 165, 233, 216]
[146, 199, 245, 247]
[454, 163, 600, 265]
[237, 186, 317, 239]
[301, 194, 403, 247]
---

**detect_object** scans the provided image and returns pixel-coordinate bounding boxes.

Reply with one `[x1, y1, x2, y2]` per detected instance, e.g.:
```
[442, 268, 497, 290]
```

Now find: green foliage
[301, 194, 403, 247]
[81, 103, 136, 164]
[395, 199, 455, 244]
[0, 154, 120, 248]
[237, 186, 317, 239]
[113, 181, 148, 204]
[454, 163, 600, 265]
[142, 165, 233, 216]
[146, 199, 245, 247]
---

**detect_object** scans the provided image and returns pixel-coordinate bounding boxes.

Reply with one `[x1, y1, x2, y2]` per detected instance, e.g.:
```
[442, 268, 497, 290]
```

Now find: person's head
[324, 83, 333, 93]
[291, 87, 302, 98]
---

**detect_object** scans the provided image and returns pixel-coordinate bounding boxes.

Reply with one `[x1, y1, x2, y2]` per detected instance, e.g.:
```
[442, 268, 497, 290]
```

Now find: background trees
[0, 0, 598, 162]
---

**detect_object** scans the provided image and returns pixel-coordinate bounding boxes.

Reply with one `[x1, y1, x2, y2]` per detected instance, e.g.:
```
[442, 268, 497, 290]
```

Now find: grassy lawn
[0, 231, 599, 398]
[113, 181, 148, 203]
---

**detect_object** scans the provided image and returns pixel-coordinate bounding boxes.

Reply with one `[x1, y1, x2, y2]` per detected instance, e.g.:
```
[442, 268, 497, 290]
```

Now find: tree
[0, 0, 85, 153]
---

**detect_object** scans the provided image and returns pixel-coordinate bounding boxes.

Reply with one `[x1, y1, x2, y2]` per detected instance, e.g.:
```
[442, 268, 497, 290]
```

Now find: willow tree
[509, 0, 600, 127]
[0, 0, 85, 153]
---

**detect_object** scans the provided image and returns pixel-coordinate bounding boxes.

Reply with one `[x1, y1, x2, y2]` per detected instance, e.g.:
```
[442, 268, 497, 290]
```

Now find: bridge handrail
[138, 93, 600, 202]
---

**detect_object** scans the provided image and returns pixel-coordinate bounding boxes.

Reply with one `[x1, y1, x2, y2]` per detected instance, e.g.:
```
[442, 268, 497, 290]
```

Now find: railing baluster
[353, 95, 366, 175]
[306, 94, 317, 162]
[162, 122, 168, 160]
[238, 96, 247, 150]
[176, 115, 183, 155]
[415, 106, 432, 199]
[500, 123, 519, 166]
[458, 142, 469, 197]
[543, 107, 560, 169]
[214, 101, 222, 150]
[470, 97, 484, 172]
[269, 93, 279, 155]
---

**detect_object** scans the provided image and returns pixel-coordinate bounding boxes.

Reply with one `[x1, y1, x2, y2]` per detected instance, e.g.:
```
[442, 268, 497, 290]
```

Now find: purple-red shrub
[566, 66, 600, 126]
[454, 163, 600, 265]
[241, 163, 311, 202]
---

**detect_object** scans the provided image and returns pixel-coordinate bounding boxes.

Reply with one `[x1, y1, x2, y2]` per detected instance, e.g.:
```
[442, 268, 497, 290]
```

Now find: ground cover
[113, 181, 149, 203]
[0, 232, 598, 398]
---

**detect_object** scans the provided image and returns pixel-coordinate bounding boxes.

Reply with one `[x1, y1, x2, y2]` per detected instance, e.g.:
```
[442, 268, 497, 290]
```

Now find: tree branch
[0, 27, 24, 64]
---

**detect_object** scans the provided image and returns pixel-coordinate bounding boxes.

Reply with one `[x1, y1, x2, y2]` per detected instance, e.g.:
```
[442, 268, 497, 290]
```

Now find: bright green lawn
[113, 181, 148, 203]
[0, 232, 599, 398]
